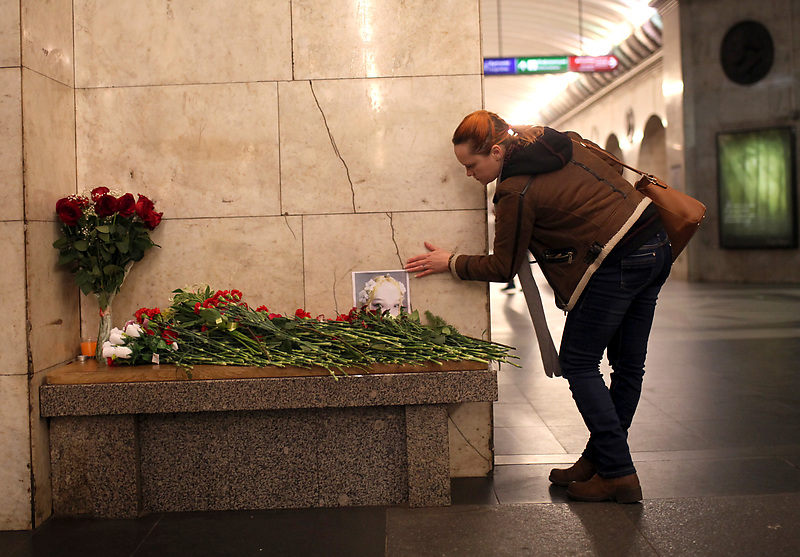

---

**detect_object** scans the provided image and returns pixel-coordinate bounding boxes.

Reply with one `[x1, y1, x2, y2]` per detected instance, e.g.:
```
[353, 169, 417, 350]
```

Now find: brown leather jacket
[451, 128, 652, 311]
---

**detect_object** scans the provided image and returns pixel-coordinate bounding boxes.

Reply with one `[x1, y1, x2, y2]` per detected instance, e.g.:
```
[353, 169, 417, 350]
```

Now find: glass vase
[95, 292, 116, 363]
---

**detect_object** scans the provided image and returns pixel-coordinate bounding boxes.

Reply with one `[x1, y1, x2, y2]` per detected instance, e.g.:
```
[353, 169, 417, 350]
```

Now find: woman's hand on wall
[405, 242, 452, 278]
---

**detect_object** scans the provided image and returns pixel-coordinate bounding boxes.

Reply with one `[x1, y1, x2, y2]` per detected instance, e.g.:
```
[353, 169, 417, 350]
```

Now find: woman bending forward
[405, 110, 671, 503]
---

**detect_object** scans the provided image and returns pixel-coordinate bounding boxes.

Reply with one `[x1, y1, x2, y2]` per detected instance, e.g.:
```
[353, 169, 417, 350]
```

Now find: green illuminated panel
[516, 57, 569, 74]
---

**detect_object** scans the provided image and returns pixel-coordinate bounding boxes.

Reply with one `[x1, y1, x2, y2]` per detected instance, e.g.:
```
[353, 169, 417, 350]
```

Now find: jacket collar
[499, 127, 573, 182]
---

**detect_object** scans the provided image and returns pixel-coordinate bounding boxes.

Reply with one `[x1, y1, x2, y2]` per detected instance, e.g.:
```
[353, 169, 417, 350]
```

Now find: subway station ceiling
[480, 0, 662, 124]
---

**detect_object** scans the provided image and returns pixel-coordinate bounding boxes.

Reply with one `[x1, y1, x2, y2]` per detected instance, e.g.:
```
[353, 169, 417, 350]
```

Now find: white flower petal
[102, 343, 116, 358]
[124, 323, 142, 338]
[109, 328, 125, 345]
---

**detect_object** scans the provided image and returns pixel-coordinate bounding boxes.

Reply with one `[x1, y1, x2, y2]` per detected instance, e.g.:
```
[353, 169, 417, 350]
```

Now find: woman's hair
[452, 110, 543, 155]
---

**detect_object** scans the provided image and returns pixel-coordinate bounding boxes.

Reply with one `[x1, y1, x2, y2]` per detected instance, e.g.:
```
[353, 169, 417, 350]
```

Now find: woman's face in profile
[369, 281, 403, 316]
[454, 143, 503, 186]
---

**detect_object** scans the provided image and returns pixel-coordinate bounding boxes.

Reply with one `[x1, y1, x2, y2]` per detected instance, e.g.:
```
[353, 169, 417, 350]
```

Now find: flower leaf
[116, 238, 130, 253]
[57, 252, 77, 265]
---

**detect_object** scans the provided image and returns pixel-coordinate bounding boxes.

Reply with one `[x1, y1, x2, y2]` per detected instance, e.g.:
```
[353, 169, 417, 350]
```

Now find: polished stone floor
[3, 275, 800, 556]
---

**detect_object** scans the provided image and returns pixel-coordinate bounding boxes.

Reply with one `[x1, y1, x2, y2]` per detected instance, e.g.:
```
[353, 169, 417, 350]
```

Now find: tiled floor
[3, 275, 800, 556]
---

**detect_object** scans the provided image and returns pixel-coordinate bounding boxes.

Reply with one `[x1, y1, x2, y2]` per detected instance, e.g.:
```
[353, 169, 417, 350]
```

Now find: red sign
[568, 55, 619, 72]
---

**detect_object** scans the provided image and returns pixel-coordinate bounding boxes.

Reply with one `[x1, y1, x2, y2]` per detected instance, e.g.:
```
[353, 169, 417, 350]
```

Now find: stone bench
[40, 360, 497, 518]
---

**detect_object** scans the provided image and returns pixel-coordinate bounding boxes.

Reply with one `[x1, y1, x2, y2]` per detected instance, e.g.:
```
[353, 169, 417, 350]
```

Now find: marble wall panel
[73, 0, 292, 87]
[20, 0, 73, 86]
[80, 216, 305, 339]
[280, 76, 485, 215]
[29, 368, 52, 527]
[0, 0, 20, 67]
[27, 220, 81, 371]
[0, 374, 32, 530]
[392, 210, 490, 338]
[302, 212, 402, 318]
[302, 209, 489, 336]
[448, 401, 493, 477]
[292, 0, 480, 80]
[0, 221, 29, 374]
[76, 82, 281, 219]
[0, 68, 23, 222]
[278, 81, 358, 215]
[22, 69, 76, 222]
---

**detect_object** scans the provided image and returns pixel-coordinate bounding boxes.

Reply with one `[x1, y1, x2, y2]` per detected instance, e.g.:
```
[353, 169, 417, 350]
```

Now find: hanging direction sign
[484, 55, 619, 75]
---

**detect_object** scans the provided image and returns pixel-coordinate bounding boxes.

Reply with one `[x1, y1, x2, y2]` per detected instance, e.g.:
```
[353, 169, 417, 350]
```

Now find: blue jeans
[558, 228, 672, 478]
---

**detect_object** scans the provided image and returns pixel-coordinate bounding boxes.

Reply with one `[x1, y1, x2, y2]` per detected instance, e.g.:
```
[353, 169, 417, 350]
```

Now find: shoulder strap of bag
[511, 175, 562, 378]
[577, 140, 657, 184]
[518, 259, 562, 378]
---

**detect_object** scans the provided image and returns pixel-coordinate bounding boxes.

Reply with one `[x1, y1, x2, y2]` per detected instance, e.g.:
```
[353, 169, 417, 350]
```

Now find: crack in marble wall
[309, 81, 357, 212]
[387, 212, 403, 268]
[282, 214, 298, 241]
[448, 413, 492, 465]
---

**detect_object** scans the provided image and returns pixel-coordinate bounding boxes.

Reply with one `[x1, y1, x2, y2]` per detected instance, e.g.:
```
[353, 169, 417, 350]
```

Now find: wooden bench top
[45, 359, 490, 385]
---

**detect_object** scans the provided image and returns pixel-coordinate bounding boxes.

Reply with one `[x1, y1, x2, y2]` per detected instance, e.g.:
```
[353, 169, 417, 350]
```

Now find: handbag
[632, 172, 706, 261]
[580, 141, 706, 261]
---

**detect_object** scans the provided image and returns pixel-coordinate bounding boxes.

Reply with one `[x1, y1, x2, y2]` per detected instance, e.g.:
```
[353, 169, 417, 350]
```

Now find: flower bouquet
[53, 187, 163, 361]
[103, 286, 518, 377]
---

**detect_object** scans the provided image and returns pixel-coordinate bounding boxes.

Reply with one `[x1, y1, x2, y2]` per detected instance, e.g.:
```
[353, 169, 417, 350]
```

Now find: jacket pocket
[543, 248, 577, 264]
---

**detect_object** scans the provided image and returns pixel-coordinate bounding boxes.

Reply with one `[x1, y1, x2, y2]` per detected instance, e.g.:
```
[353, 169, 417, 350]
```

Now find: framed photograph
[717, 127, 797, 249]
[352, 270, 411, 317]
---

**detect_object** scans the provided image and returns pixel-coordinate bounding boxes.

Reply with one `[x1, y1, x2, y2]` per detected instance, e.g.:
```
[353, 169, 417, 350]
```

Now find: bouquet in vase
[53, 186, 163, 361]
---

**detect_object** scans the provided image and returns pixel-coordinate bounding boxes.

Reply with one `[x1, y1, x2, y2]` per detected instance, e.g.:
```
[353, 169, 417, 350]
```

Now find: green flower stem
[110, 287, 518, 376]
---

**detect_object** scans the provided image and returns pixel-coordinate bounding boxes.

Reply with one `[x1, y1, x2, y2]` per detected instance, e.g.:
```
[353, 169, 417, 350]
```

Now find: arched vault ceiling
[480, 0, 661, 125]
[482, 0, 649, 56]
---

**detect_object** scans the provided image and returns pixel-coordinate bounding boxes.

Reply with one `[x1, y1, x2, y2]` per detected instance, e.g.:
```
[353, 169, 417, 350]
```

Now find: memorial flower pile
[103, 286, 518, 377]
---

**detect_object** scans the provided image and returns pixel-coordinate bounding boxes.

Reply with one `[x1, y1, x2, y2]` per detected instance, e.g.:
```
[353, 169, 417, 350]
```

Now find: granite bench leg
[49, 415, 139, 518]
[405, 404, 450, 508]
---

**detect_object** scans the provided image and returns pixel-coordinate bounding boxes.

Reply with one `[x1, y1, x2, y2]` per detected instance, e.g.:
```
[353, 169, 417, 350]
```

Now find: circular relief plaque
[720, 20, 774, 85]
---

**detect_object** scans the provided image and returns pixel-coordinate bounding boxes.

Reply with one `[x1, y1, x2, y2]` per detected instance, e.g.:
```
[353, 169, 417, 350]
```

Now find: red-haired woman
[405, 110, 671, 503]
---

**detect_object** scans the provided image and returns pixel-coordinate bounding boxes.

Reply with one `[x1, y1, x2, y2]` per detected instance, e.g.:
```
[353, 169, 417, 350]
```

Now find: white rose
[124, 323, 142, 338]
[109, 328, 125, 345]
[102, 341, 116, 358]
[113, 346, 133, 359]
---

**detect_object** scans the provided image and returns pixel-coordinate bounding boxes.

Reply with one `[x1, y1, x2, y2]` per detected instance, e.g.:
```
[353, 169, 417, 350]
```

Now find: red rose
[91, 187, 110, 201]
[56, 197, 83, 226]
[94, 194, 118, 217]
[117, 193, 136, 217]
[142, 210, 162, 230]
[135, 194, 154, 218]
[135, 194, 163, 230]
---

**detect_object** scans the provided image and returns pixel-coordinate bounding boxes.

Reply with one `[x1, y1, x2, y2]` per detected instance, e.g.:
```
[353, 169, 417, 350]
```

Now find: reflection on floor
[3, 275, 800, 556]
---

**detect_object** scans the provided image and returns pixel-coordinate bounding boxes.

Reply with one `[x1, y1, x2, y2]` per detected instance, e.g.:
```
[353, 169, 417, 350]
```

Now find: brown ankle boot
[549, 456, 597, 487]
[566, 473, 642, 503]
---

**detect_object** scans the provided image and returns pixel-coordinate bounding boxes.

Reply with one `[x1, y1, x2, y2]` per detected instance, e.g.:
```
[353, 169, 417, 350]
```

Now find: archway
[638, 115, 667, 177]
[605, 134, 624, 163]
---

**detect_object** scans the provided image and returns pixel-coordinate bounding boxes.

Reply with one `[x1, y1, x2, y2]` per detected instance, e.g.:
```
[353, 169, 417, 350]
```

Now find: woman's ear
[491, 144, 504, 161]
